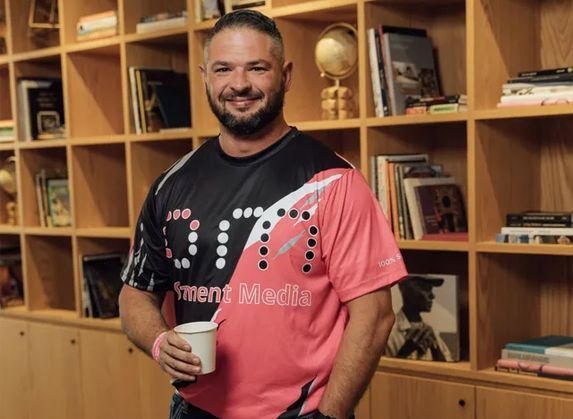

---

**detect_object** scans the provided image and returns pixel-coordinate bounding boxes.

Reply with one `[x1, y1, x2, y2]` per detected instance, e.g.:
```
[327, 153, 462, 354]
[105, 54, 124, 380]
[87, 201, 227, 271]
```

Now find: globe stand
[315, 23, 358, 120]
[320, 79, 355, 120]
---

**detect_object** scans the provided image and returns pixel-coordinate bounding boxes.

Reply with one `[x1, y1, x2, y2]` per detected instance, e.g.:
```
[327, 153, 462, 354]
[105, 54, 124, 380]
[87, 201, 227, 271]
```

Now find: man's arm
[318, 286, 396, 418]
[118, 285, 201, 381]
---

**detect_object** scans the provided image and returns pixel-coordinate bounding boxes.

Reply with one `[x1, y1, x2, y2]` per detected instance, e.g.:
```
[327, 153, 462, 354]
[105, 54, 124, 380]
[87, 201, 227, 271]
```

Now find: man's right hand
[157, 330, 202, 382]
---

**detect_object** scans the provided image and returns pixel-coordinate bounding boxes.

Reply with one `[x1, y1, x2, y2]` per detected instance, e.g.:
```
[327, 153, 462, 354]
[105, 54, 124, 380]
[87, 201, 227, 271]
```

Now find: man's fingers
[162, 362, 197, 382]
[161, 351, 202, 375]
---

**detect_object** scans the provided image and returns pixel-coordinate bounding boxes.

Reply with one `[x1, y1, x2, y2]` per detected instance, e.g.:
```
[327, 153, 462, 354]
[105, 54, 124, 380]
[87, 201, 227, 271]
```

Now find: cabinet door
[136, 350, 175, 419]
[79, 329, 141, 419]
[371, 372, 474, 419]
[27, 322, 82, 419]
[0, 318, 30, 419]
[477, 387, 573, 419]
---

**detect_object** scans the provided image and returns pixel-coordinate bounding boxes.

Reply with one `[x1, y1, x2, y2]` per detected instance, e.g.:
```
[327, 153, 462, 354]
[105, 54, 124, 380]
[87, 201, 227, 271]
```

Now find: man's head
[200, 10, 293, 137]
[398, 275, 444, 313]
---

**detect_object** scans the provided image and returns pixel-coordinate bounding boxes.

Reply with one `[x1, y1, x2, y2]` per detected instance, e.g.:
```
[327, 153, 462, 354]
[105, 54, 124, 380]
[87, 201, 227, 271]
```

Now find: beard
[206, 81, 285, 137]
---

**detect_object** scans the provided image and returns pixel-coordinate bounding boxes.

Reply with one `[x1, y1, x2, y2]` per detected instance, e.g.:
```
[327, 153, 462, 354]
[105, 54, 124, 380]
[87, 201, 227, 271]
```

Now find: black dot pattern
[309, 226, 318, 236]
[262, 220, 271, 229]
[261, 233, 270, 243]
[305, 251, 314, 261]
[259, 246, 269, 256]
[302, 264, 312, 273]
[277, 208, 286, 217]
[259, 260, 268, 270]
[307, 238, 317, 248]
[289, 209, 299, 219]
[301, 211, 311, 221]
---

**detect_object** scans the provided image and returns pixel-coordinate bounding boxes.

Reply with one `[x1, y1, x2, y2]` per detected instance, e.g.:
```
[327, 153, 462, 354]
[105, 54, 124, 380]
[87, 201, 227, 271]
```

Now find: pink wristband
[152, 331, 168, 363]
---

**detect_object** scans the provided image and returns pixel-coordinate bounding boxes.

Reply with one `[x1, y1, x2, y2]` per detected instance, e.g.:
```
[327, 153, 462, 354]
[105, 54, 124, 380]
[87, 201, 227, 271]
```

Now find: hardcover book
[386, 273, 460, 362]
[82, 253, 127, 318]
[46, 177, 71, 227]
[505, 335, 573, 357]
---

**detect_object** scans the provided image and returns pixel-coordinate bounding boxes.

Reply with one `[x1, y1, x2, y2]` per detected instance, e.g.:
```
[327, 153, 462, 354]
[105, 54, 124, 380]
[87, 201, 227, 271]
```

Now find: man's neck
[218, 116, 291, 158]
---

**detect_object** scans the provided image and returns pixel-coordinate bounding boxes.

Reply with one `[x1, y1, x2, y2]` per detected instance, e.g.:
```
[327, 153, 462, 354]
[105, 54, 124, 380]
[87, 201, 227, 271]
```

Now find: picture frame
[46, 177, 71, 227]
[28, 0, 59, 29]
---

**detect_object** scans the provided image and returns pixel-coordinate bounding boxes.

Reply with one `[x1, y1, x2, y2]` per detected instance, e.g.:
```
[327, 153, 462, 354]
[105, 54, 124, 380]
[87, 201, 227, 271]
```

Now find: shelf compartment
[18, 147, 68, 228]
[0, 64, 12, 122]
[367, 121, 468, 202]
[302, 128, 360, 169]
[123, 0, 187, 35]
[367, 113, 467, 127]
[124, 34, 190, 135]
[0, 233, 23, 308]
[473, 0, 573, 110]
[276, 8, 358, 123]
[71, 143, 128, 228]
[475, 117, 573, 242]
[75, 236, 130, 318]
[475, 253, 573, 370]
[474, 106, 573, 121]
[8, 0, 60, 53]
[130, 139, 192, 223]
[61, 0, 120, 46]
[13, 55, 65, 142]
[0, 150, 17, 226]
[66, 45, 123, 138]
[24, 234, 75, 311]
[401, 249, 470, 363]
[364, 0, 466, 118]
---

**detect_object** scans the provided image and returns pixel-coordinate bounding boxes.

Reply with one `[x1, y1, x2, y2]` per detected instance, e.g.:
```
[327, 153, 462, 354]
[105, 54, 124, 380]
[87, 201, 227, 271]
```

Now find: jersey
[121, 128, 407, 418]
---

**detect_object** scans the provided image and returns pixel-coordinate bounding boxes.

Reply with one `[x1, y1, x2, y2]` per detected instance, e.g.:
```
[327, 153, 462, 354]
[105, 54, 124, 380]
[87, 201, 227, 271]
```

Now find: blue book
[505, 335, 573, 357]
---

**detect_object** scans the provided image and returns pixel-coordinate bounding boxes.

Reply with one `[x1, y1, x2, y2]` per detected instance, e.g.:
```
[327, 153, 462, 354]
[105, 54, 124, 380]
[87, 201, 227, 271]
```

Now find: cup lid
[174, 321, 218, 334]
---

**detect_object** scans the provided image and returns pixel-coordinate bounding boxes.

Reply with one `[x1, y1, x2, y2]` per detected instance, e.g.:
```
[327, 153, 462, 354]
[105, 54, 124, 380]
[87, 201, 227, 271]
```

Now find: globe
[315, 24, 358, 80]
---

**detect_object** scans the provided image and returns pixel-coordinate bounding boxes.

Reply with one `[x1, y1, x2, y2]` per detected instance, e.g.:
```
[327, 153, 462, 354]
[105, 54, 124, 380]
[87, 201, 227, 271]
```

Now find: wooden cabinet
[476, 387, 573, 419]
[0, 318, 29, 419]
[27, 322, 82, 419]
[79, 328, 173, 419]
[371, 372, 474, 419]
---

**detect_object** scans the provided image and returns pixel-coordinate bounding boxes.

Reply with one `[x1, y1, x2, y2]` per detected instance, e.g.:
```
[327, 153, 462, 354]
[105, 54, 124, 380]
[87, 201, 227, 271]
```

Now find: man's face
[201, 28, 292, 137]
[401, 280, 435, 313]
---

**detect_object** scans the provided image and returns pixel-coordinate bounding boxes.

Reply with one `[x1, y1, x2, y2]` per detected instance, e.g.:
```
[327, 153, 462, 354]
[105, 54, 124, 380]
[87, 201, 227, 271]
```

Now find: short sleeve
[320, 169, 407, 302]
[121, 178, 171, 293]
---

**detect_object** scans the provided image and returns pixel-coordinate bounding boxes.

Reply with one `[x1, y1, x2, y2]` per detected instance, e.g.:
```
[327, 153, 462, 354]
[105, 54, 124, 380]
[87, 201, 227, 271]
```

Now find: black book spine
[518, 67, 573, 78]
[506, 213, 573, 226]
[508, 73, 573, 84]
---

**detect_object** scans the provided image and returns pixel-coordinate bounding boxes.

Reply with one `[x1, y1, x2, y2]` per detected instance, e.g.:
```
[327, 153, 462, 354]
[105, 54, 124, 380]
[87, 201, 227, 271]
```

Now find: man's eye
[250, 67, 267, 72]
[214, 68, 230, 73]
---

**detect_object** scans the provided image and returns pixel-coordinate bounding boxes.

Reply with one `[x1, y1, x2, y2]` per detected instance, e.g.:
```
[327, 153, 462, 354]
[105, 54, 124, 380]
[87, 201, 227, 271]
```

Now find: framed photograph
[46, 178, 71, 227]
[28, 0, 59, 29]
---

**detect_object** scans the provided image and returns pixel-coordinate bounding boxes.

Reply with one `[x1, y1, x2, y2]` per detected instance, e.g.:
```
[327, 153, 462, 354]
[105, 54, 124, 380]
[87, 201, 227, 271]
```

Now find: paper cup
[174, 321, 218, 374]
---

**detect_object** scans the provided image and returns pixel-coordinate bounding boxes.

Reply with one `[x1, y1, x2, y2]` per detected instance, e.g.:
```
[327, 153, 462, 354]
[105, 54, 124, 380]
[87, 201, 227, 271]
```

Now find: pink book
[496, 358, 573, 378]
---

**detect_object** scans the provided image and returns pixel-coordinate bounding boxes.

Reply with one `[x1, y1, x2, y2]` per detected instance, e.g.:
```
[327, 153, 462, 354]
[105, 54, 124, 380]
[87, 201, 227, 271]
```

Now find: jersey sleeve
[121, 177, 171, 293]
[320, 169, 407, 302]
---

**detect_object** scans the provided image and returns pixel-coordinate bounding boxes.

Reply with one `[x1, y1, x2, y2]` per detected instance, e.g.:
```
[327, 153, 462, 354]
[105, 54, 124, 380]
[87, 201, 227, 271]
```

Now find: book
[501, 348, 573, 369]
[500, 226, 573, 236]
[135, 16, 188, 34]
[77, 10, 117, 23]
[518, 67, 573, 78]
[231, 0, 266, 10]
[0, 248, 23, 308]
[496, 358, 573, 381]
[77, 15, 117, 33]
[386, 273, 460, 362]
[46, 177, 71, 227]
[382, 29, 441, 115]
[82, 253, 127, 318]
[505, 335, 573, 357]
[367, 28, 385, 117]
[17, 78, 65, 141]
[506, 211, 573, 227]
[139, 10, 187, 23]
[152, 78, 191, 128]
[76, 26, 118, 41]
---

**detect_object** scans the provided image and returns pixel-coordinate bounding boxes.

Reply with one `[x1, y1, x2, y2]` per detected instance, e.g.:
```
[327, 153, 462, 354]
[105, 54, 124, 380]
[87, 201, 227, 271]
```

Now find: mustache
[222, 93, 263, 101]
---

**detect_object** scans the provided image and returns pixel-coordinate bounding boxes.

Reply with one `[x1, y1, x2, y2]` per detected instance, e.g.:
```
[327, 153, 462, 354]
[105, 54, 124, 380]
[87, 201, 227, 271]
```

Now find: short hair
[204, 10, 284, 63]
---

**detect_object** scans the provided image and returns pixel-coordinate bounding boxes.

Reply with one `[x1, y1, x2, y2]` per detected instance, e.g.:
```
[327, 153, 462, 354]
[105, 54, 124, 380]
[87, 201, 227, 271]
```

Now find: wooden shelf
[0, 224, 21, 234]
[18, 139, 68, 149]
[296, 119, 361, 131]
[75, 227, 132, 239]
[0, 142, 16, 150]
[379, 357, 472, 379]
[398, 239, 469, 252]
[124, 27, 189, 44]
[474, 106, 573, 121]
[0, 307, 122, 331]
[23, 227, 73, 236]
[367, 113, 467, 127]
[127, 129, 193, 143]
[11, 46, 62, 63]
[478, 368, 573, 396]
[476, 241, 573, 256]
[270, 0, 357, 20]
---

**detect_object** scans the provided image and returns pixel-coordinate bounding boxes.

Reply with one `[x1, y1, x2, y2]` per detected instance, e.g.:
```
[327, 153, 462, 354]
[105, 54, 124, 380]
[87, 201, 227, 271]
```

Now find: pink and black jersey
[122, 128, 407, 418]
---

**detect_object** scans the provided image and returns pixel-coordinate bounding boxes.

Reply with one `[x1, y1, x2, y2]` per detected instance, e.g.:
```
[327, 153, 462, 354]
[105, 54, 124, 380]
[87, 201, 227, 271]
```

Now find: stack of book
[496, 211, 573, 245]
[497, 335, 573, 381]
[371, 153, 467, 241]
[497, 66, 573, 108]
[0, 120, 14, 142]
[405, 94, 467, 115]
[367, 25, 465, 117]
[34, 168, 70, 227]
[76, 10, 118, 42]
[136, 10, 187, 34]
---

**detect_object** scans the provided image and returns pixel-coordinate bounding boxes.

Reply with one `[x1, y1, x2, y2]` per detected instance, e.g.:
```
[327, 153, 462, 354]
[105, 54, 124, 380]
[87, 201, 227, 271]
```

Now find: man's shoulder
[289, 129, 353, 170]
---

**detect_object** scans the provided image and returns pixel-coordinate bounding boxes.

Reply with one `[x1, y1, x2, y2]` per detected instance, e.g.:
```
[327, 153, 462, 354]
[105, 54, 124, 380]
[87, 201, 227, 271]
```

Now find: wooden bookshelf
[0, 0, 572, 418]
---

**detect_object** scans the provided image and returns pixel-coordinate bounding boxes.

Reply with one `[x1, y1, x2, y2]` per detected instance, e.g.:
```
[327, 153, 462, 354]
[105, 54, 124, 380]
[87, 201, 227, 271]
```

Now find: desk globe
[314, 23, 358, 119]
[0, 156, 17, 225]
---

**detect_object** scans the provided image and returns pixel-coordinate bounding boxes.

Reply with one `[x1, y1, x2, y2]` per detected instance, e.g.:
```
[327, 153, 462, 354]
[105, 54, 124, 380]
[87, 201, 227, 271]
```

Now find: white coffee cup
[174, 321, 218, 374]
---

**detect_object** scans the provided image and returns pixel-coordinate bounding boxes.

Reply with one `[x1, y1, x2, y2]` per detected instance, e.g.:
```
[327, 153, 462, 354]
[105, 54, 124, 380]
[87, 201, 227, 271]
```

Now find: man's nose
[229, 69, 252, 92]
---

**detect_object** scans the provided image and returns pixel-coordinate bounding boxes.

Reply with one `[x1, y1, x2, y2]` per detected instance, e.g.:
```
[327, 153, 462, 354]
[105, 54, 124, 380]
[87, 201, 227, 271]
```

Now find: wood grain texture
[476, 386, 573, 419]
[0, 318, 29, 419]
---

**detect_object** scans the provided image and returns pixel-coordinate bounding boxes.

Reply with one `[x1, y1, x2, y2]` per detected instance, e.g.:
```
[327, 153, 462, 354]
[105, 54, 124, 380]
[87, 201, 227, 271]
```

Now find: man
[119, 10, 407, 418]
[385, 275, 453, 361]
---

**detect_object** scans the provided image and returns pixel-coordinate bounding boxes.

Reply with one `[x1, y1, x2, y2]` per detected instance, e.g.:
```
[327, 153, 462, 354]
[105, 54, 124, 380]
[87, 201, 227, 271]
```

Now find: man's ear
[283, 61, 293, 92]
[199, 64, 207, 84]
